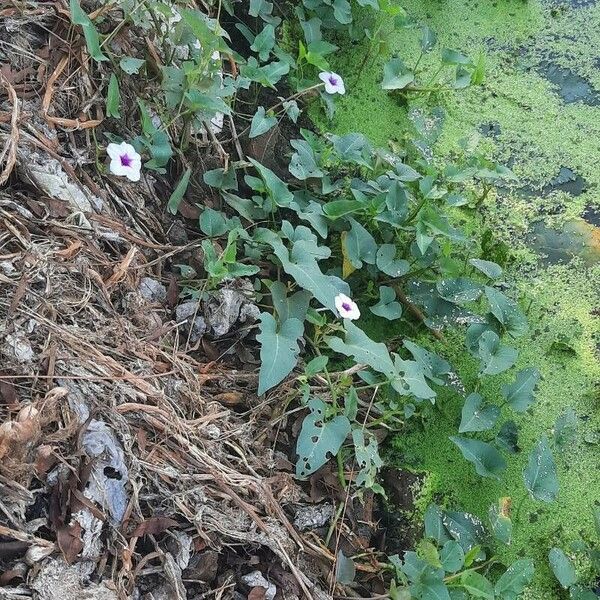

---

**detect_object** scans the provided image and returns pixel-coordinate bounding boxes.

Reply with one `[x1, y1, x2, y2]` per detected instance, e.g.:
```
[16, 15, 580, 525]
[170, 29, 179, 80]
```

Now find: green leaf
[69, 0, 108, 62]
[352, 429, 384, 490]
[283, 100, 300, 123]
[421, 25, 437, 52]
[270, 281, 311, 323]
[450, 436, 507, 479]
[106, 74, 120, 118]
[376, 244, 410, 277]
[382, 57, 414, 90]
[459, 393, 500, 433]
[120, 56, 145, 75]
[344, 387, 359, 421]
[477, 330, 518, 376]
[336, 550, 356, 584]
[523, 436, 558, 502]
[289, 139, 323, 180]
[496, 420, 519, 454]
[249, 158, 293, 206]
[463, 545, 482, 567]
[344, 219, 377, 268]
[370, 286, 403, 320]
[323, 199, 363, 219]
[250, 106, 277, 138]
[296, 397, 351, 477]
[548, 548, 576, 588]
[167, 168, 192, 214]
[199, 208, 228, 237]
[485, 287, 528, 337]
[439, 541, 464, 573]
[392, 356, 436, 400]
[330, 133, 372, 168]
[267, 237, 349, 312]
[203, 167, 238, 190]
[441, 48, 471, 65]
[502, 368, 540, 412]
[305, 355, 329, 377]
[436, 278, 482, 303]
[443, 511, 486, 555]
[460, 571, 494, 599]
[418, 539, 442, 568]
[257, 313, 304, 395]
[327, 321, 395, 376]
[494, 559, 535, 599]
[424, 504, 449, 545]
[569, 587, 598, 600]
[403, 341, 452, 385]
[554, 408, 578, 447]
[251, 23, 275, 61]
[489, 498, 512, 544]
[469, 258, 502, 279]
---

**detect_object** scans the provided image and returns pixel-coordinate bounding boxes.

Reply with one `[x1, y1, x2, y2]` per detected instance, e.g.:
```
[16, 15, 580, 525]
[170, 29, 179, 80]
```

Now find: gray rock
[293, 504, 334, 531]
[139, 277, 167, 303]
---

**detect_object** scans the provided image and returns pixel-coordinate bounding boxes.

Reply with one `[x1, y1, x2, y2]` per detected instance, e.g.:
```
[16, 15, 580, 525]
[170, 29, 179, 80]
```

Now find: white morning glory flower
[319, 71, 346, 95]
[335, 293, 360, 320]
[106, 142, 142, 182]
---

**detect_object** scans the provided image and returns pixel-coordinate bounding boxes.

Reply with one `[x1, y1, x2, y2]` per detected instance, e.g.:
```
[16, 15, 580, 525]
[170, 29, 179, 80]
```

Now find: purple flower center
[120, 153, 133, 167]
[341, 302, 351, 312]
[328, 75, 338, 86]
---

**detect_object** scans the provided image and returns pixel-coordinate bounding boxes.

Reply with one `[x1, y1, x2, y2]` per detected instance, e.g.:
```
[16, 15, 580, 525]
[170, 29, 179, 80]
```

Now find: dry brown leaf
[0, 377, 18, 407]
[131, 516, 179, 538]
[56, 522, 83, 564]
[247, 587, 266, 600]
[213, 391, 244, 407]
[35, 444, 57, 477]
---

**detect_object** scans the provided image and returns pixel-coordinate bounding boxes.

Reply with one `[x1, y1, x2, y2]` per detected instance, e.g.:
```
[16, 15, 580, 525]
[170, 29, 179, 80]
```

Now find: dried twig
[0, 72, 20, 185]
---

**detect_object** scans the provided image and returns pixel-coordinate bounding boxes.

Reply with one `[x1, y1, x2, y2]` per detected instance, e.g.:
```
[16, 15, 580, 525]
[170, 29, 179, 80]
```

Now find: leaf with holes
[296, 398, 350, 478]
[257, 313, 303, 395]
[523, 436, 558, 502]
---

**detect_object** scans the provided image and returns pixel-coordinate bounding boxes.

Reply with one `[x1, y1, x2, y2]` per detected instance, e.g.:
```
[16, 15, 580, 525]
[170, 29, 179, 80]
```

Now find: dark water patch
[542, 166, 587, 195]
[583, 205, 600, 226]
[479, 121, 501, 139]
[526, 219, 600, 266]
[542, 0, 596, 9]
[538, 61, 600, 105]
[513, 166, 587, 200]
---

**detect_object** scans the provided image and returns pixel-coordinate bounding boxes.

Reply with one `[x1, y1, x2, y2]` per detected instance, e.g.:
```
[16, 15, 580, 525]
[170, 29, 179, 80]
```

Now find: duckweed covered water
[321, 0, 600, 596]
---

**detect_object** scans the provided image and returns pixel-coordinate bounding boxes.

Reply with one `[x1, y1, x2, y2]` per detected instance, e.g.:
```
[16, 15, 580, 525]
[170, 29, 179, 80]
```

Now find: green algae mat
[327, 0, 600, 597]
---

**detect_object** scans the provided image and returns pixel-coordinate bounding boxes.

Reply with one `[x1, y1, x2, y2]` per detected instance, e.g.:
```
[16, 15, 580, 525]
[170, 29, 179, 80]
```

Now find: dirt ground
[0, 3, 407, 599]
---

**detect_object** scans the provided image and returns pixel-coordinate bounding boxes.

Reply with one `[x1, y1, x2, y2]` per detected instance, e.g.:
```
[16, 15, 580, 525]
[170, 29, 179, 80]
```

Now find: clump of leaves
[388, 502, 536, 599]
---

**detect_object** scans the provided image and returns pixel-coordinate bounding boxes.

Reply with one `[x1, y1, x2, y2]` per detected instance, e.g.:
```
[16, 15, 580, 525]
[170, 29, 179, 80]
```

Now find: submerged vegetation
[0, 0, 597, 597]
